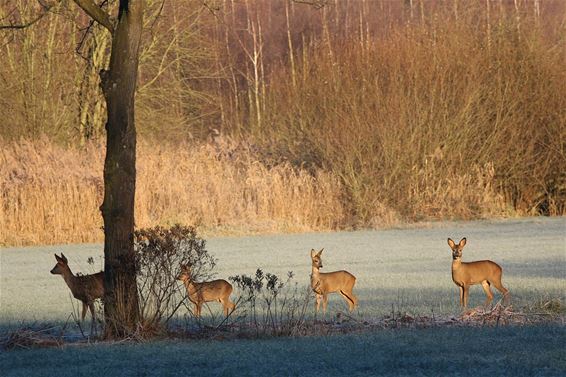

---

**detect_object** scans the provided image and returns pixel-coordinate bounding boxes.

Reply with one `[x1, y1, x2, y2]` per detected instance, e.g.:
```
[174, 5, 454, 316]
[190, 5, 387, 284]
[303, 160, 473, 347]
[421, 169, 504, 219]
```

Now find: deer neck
[184, 279, 197, 293]
[311, 265, 321, 278]
[311, 265, 323, 294]
[60, 267, 78, 291]
[452, 258, 462, 271]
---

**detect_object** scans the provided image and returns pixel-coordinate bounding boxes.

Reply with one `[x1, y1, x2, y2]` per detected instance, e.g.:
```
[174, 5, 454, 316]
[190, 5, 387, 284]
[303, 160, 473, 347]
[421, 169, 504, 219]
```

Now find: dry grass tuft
[1, 326, 63, 350]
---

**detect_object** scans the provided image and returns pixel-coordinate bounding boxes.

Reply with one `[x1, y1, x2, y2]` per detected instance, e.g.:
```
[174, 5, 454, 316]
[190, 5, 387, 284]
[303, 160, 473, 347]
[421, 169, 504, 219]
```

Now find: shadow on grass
[1, 325, 565, 377]
[2, 284, 561, 336]
[2, 283, 562, 355]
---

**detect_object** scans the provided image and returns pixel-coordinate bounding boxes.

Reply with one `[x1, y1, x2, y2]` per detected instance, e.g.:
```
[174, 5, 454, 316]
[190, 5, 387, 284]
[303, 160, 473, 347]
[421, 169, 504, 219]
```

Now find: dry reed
[0, 138, 345, 246]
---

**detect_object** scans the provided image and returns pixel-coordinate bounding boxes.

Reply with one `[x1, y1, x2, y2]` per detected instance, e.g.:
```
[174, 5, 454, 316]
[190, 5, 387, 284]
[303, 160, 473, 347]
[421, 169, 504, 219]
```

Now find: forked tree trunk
[99, 0, 143, 338]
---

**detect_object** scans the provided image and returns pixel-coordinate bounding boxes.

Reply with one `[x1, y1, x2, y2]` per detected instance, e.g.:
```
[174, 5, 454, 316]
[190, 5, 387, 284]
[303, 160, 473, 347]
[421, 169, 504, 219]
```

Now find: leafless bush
[134, 224, 216, 334]
[229, 269, 312, 336]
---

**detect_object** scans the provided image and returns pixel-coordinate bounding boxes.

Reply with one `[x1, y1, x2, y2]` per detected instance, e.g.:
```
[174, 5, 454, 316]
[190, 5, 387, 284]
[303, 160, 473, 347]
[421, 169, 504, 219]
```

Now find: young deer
[50, 253, 104, 332]
[177, 264, 235, 318]
[448, 238, 509, 308]
[310, 248, 358, 313]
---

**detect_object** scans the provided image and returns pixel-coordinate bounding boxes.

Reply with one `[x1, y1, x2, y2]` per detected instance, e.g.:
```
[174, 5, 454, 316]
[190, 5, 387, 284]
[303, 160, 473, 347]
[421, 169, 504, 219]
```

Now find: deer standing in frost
[310, 248, 358, 313]
[177, 264, 235, 317]
[448, 238, 509, 308]
[50, 253, 104, 333]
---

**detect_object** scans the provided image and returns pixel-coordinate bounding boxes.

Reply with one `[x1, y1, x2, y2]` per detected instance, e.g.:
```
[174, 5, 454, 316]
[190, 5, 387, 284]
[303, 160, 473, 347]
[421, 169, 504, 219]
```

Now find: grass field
[1, 217, 565, 375]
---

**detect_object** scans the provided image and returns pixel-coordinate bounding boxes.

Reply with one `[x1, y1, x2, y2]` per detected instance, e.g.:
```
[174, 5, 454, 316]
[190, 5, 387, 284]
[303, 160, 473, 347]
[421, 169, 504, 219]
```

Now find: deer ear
[310, 249, 316, 258]
[447, 238, 456, 249]
[459, 238, 467, 248]
[54, 253, 62, 262]
[318, 248, 324, 256]
[60, 253, 68, 263]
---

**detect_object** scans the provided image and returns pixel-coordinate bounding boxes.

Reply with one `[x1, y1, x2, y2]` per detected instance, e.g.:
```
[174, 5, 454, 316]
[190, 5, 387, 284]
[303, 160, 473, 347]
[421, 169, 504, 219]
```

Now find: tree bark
[100, 0, 143, 338]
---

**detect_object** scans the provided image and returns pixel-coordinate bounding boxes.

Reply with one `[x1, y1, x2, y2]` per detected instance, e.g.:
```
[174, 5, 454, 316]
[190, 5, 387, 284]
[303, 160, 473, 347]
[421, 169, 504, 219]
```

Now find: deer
[448, 238, 509, 308]
[50, 253, 104, 333]
[177, 264, 235, 318]
[310, 248, 358, 314]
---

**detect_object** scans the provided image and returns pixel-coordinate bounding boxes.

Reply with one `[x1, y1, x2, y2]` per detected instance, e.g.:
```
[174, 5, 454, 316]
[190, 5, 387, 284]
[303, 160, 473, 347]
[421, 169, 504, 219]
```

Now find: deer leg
[88, 302, 96, 334]
[481, 281, 494, 307]
[458, 286, 464, 306]
[340, 290, 356, 311]
[315, 294, 322, 313]
[491, 279, 508, 295]
[322, 294, 328, 313]
[463, 285, 470, 308]
[221, 300, 228, 317]
[81, 301, 88, 321]
[491, 279, 510, 304]
[221, 298, 233, 317]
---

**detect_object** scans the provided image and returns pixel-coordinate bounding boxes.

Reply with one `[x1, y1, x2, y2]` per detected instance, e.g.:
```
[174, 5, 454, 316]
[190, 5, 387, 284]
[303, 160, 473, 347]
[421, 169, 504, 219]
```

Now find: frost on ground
[1, 217, 564, 327]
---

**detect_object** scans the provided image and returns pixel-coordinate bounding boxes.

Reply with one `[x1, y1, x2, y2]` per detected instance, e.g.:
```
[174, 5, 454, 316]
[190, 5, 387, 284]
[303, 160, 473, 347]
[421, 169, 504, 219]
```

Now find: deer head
[310, 248, 324, 269]
[447, 238, 467, 260]
[177, 264, 192, 282]
[50, 253, 69, 275]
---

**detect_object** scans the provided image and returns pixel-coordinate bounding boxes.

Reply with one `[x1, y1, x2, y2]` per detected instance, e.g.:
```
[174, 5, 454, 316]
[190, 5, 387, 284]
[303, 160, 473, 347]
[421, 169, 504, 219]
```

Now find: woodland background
[1, 0, 565, 246]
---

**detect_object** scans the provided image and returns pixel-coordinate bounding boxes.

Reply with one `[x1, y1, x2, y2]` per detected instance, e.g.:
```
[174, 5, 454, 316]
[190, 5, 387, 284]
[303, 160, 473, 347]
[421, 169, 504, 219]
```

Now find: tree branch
[0, 1, 59, 30]
[73, 0, 114, 34]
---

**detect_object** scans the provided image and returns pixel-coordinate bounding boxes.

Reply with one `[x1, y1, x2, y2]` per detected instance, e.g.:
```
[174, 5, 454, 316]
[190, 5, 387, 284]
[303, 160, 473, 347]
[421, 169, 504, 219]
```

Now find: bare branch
[75, 18, 97, 62]
[202, 1, 221, 14]
[0, 1, 60, 30]
[72, 0, 114, 34]
[74, 0, 111, 61]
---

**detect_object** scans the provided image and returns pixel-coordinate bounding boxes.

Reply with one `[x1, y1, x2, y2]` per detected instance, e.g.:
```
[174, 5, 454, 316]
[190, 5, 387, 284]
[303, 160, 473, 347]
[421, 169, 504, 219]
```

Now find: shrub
[134, 224, 216, 334]
[229, 269, 311, 336]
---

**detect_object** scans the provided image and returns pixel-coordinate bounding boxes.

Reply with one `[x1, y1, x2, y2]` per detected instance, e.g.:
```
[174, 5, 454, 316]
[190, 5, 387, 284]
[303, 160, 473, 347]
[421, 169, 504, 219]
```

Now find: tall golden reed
[0, 138, 345, 246]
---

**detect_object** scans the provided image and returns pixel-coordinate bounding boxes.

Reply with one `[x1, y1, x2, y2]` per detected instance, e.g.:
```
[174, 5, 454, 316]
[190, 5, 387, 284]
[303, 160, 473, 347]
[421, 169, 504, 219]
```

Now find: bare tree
[96, 0, 142, 339]
[2, 0, 142, 338]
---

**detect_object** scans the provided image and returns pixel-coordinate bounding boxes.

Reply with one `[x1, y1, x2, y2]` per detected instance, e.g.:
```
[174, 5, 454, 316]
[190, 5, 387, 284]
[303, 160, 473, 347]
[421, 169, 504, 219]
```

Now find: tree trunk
[100, 0, 143, 338]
